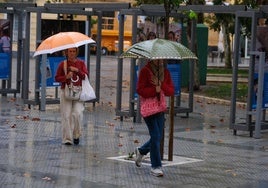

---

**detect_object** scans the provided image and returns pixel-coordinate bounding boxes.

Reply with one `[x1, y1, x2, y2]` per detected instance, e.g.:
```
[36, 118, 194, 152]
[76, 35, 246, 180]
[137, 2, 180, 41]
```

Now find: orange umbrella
[33, 32, 95, 57]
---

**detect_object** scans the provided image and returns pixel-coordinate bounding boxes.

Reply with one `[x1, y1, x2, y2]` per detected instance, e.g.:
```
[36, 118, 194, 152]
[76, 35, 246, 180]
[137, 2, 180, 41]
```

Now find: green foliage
[135, 0, 163, 5]
[205, 0, 262, 36]
[189, 10, 198, 20]
[207, 68, 248, 75]
[197, 83, 248, 102]
[91, 18, 97, 26]
[203, 68, 248, 102]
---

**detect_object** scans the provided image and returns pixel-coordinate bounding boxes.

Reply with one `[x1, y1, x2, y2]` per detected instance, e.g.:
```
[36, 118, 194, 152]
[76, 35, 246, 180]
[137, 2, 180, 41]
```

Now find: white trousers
[60, 89, 84, 144]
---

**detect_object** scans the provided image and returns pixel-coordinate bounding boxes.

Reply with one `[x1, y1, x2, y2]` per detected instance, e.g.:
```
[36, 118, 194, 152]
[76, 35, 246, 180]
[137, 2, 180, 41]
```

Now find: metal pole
[95, 11, 102, 101]
[40, 54, 47, 111]
[247, 12, 258, 130]
[16, 11, 23, 93]
[115, 12, 123, 116]
[35, 10, 42, 106]
[129, 14, 137, 120]
[85, 19, 89, 65]
[189, 19, 196, 112]
[254, 51, 265, 139]
[22, 11, 31, 100]
[230, 13, 241, 130]
[168, 96, 174, 161]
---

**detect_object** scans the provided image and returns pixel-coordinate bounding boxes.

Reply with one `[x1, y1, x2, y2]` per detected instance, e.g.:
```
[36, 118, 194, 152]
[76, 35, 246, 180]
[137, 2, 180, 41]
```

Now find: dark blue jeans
[139, 112, 165, 168]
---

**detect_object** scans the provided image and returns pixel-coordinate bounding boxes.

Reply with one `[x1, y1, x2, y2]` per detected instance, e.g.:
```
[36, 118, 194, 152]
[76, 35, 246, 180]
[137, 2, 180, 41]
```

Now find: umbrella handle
[71, 75, 79, 83]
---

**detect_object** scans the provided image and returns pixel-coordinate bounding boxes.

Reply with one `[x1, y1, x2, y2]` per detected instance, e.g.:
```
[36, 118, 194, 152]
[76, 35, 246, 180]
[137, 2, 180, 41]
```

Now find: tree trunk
[222, 24, 232, 68]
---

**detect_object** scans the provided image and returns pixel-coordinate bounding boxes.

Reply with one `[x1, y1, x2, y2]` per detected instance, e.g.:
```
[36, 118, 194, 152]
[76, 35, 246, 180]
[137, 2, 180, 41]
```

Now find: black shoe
[73, 138, 79, 145]
[64, 142, 72, 145]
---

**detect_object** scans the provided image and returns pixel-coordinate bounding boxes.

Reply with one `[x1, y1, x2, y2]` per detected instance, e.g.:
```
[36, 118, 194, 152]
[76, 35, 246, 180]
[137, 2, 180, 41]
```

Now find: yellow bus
[91, 29, 132, 55]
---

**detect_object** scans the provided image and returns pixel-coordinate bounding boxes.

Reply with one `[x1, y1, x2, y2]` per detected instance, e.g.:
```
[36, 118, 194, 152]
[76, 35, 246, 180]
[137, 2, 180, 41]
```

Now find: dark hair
[168, 31, 175, 37]
[147, 31, 156, 40]
[64, 48, 79, 56]
[3, 29, 9, 36]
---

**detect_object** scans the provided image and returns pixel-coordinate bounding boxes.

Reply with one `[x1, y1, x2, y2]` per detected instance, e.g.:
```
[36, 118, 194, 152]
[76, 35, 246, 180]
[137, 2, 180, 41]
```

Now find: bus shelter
[116, 5, 196, 123]
[230, 6, 268, 138]
[23, 3, 130, 111]
[0, 3, 36, 97]
[115, 4, 248, 123]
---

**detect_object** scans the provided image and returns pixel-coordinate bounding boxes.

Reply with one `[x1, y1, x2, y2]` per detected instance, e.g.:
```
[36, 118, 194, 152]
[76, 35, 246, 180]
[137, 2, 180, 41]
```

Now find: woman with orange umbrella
[55, 48, 88, 145]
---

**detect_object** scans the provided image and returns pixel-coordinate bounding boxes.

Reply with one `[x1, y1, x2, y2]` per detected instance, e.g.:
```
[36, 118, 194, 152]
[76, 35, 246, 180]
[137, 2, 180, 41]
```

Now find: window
[102, 11, 114, 30]
[12, 13, 26, 42]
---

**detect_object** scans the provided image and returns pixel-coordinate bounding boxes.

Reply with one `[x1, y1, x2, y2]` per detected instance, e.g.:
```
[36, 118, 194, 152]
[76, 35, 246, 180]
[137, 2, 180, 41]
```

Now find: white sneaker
[135, 147, 144, 167]
[150, 167, 164, 177]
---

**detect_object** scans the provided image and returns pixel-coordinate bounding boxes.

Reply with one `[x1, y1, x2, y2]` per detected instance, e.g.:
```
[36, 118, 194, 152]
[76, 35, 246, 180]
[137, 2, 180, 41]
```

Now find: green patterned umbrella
[120, 38, 197, 60]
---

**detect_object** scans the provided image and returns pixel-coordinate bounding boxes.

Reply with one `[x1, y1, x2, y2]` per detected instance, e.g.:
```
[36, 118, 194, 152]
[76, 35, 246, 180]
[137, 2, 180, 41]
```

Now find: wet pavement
[0, 56, 268, 188]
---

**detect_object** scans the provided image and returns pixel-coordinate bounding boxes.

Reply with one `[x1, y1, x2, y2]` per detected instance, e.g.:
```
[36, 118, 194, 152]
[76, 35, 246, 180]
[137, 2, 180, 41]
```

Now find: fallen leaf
[9, 98, 16, 102]
[134, 139, 139, 143]
[11, 124, 16, 128]
[42, 176, 51, 181]
[23, 116, 30, 120]
[118, 143, 123, 147]
[32, 117, 41, 121]
[23, 173, 31, 177]
[23, 107, 30, 111]
[105, 120, 114, 126]
[15, 116, 23, 119]
[225, 169, 237, 176]
[185, 128, 191, 131]
[261, 146, 268, 151]
[196, 99, 202, 103]
[114, 117, 121, 120]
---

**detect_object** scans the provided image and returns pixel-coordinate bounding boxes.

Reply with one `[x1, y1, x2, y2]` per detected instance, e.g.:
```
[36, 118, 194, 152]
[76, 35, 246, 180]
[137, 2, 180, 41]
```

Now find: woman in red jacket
[55, 48, 88, 145]
[135, 59, 174, 177]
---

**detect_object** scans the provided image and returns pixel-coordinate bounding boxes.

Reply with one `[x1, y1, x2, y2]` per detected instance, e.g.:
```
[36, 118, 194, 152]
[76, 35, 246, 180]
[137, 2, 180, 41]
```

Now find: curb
[181, 93, 247, 109]
[206, 74, 248, 83]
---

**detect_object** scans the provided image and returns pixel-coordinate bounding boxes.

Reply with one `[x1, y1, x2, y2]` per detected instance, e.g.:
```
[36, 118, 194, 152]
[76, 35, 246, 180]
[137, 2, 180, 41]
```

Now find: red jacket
[55, 59, 88, 89]
[137, 63, 174, 98]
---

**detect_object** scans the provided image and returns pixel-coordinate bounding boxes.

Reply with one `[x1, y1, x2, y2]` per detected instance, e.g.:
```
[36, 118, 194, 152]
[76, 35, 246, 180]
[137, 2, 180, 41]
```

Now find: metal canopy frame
[116, 6, 193, 123]
[0, 3, 36, 97]
[21, 3, 131, 111]
[140, 4, 247, 13]
[230, 7, 268, 138]
[43, 2, 131, 11]
[115, 4, 249, 122]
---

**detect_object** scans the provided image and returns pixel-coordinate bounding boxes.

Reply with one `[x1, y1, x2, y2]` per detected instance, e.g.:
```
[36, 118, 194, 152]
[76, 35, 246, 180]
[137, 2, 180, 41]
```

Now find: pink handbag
[140, 91, 167, 117]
